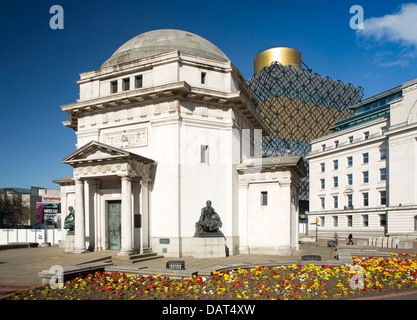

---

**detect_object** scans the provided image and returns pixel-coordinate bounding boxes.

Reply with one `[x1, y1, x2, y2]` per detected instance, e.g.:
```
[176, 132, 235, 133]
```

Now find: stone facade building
[307, 78, 417, 239]
[54, 30, 305, 257]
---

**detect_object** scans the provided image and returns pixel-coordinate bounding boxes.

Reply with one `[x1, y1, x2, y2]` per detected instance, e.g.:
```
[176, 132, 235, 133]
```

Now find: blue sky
[1, 0, 417, 189]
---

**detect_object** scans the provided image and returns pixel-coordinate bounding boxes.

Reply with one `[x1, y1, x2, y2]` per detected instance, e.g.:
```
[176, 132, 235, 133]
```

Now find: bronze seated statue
[195, 200, 223, 237]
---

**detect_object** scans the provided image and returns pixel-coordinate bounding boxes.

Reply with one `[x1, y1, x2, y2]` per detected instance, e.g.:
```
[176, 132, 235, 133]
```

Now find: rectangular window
[122, 78, 130, 91]
[333, 176, 339, 188]
[347, 174, 353, 185]
[380, 149, 387, 160]
[347, 194, 353, 208]
[380, 168, 387, 181]
[111, 80, 118, 93]
[379, 214, 387, 227]
[261, 191, 268, 206]
[320, 197, 325, 210]
[333, 159, 339, 170]
[320, 179, 325, 189]
[364, 131, 370, 140]
[347, 215, 353, 227]
[320, 163, 325, 173]
[363, 152, 369, 164]
[363, 192, 369, 207]
[333, 196, 338, 209]
[381, 126, 387, 134]
[363, 214, 369, 227]
[333, 215, 338, 227]
[135, 75, 143, 88]
[322, 144, 326, 151]
[201, 72, 206, 84]
[200, 145, 209, 164]
[320, 216, 325, 227]
[349, 136, 354, 144]
[334, 140, 339, 148]
[347, 156, 353, 167]
[363, 171, 369, 183]
[380, 190, 387, 205]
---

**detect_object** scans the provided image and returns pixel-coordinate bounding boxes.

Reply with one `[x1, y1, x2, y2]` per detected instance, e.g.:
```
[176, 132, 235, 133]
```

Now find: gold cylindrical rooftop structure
[254, 47, 303, 74]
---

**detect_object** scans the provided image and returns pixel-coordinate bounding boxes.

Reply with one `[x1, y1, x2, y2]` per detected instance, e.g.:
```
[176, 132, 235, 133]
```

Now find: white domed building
[55, 29, 305, 258]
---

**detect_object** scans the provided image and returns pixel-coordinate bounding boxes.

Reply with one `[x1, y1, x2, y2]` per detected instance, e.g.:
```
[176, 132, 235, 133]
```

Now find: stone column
[290, 187, 299, 251]
[74, 178, 87, 253]
[141, 178, 150, 253]
[84, 180, 91, 250]
[92, 179, 101, 251]
[278, 180, 292, 254]
[238, 182, 249, 254]
[132, 179, 141, 252]
[119, 176, 133, 256]
[86, 179, 98, 251]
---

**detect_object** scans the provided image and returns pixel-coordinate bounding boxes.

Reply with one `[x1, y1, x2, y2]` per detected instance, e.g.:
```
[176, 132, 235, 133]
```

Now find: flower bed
[5, 253, 417, 300]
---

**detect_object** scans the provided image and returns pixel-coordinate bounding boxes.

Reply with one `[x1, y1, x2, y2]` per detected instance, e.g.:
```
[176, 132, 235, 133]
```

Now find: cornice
[61, 80, 267, 135]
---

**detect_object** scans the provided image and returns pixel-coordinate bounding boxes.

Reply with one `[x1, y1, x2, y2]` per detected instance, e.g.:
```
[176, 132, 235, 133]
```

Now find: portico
[61, 141, 155, 255]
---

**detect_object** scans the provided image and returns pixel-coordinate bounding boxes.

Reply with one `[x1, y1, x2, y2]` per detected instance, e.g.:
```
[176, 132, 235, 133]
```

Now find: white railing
[0, 228, 62, 245]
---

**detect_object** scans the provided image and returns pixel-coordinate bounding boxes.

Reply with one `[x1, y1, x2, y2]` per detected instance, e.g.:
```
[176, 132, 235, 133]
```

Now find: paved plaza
[0, 243, 335, 284]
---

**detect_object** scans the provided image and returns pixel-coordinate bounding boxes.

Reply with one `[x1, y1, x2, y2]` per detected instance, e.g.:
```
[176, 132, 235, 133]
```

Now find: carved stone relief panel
[73, 162, 129, 178]
[104, 128, 148, 149]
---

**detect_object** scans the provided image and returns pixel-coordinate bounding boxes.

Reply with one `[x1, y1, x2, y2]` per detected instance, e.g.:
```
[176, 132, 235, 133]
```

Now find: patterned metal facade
[247, 62, 364, 201]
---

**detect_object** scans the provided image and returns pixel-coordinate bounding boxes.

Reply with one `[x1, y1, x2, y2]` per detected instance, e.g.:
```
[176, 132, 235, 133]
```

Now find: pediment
[62, 141, 130, 164]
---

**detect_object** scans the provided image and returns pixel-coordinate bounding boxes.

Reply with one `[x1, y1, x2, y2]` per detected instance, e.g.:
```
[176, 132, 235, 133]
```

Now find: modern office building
[307, 78, 417, 238]
[246, 48, 364, 223]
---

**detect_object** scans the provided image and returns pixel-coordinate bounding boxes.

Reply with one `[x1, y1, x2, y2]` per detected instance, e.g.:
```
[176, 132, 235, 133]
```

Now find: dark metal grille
[166, 261, 186, 270]
[247, 62, 364, 200]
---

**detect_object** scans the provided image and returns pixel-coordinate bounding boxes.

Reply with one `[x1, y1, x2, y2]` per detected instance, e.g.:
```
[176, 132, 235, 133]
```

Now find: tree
[0, 193, 31, 227]
[0, 196, 12, 227]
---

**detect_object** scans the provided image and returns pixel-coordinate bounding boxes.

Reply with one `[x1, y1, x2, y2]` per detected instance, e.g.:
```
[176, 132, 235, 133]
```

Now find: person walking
[347, 233, 354, 245]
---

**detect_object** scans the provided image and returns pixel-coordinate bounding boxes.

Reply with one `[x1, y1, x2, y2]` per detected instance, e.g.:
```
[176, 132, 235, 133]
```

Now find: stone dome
[101, 29, 230, 68]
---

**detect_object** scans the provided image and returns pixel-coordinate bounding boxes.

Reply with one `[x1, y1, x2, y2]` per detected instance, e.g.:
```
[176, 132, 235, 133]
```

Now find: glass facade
[247, 62, 363, 201]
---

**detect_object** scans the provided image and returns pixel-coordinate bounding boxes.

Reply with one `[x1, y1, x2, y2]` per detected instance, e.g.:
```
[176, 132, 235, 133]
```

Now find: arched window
[414, 215, 417, 231]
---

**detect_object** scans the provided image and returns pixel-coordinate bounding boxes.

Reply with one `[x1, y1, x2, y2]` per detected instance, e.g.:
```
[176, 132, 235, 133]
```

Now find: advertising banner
[35, 202, 61, 227]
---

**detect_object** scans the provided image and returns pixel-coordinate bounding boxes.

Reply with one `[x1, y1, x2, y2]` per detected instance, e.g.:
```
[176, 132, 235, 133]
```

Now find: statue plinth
[192, 236, 226, 258]
[64, 234, 75, 253]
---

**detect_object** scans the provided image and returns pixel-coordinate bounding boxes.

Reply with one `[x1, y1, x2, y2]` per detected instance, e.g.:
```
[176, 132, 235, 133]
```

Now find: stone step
[74, 255, 113, 265]
[112, 252, 164, 264]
